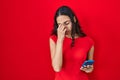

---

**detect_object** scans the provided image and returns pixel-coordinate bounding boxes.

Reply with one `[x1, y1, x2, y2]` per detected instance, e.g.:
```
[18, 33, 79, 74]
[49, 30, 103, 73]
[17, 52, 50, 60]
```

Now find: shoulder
[49, 34, 57, 43]
[85, 36, 95, 46]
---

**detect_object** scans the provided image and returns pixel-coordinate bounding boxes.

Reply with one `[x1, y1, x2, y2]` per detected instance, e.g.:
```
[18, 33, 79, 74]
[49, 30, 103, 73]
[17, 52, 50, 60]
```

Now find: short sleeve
[49, 35, 57, 43]
[87, 36, 95, 46]
[90, 38, 95, 46]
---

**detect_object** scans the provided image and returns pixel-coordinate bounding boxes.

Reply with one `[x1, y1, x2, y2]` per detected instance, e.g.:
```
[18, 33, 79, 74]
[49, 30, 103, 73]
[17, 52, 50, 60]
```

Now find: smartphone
[82, 60, 94, 67]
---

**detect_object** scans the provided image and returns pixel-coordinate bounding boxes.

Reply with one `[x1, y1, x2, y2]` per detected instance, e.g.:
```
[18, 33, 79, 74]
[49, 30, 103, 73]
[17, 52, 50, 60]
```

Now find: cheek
[68, 25, 72, 30]
[65, 25, 72, 30]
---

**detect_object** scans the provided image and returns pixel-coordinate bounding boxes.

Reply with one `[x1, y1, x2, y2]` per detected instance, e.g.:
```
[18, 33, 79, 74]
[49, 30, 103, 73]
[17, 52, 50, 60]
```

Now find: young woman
[49, 6, 95, 80]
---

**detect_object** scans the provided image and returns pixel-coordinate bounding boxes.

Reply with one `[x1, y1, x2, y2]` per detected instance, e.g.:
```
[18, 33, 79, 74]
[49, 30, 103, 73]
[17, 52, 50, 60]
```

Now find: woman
[49, 6, 95, 80]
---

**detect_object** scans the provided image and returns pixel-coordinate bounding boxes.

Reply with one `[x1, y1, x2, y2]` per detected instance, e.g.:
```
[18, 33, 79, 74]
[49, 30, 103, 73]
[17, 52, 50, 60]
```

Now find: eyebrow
[57, 20, 71, 24]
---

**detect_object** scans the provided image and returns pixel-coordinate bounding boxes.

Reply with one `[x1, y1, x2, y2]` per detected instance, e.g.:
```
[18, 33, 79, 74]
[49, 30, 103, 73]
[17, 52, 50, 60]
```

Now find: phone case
[82, 60, 94, 66]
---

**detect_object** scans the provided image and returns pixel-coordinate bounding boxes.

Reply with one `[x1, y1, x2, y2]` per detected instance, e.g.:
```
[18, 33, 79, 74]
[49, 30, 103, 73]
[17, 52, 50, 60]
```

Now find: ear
[73, 16, 76, 23]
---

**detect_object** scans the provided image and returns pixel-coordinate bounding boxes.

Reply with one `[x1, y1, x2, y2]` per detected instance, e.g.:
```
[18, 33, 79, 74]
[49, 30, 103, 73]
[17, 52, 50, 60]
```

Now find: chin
[65, 30, 70, 35]
[65, 31, 68, 34]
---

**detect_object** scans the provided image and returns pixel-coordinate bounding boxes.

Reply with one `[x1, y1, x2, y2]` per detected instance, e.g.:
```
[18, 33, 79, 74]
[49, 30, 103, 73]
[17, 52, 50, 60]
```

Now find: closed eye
[64, 22, 70, 25]
[57, 20, 71, 26]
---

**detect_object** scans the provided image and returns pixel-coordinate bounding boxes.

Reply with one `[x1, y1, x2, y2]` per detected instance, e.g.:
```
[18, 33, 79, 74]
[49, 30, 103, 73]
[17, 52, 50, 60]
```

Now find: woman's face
[56, 15, 72, 34]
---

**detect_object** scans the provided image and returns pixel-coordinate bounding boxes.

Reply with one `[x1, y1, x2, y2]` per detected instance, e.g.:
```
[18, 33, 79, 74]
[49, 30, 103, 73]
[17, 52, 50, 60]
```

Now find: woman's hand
[57, 24, 66, 42]
[80, 65, 94, 73]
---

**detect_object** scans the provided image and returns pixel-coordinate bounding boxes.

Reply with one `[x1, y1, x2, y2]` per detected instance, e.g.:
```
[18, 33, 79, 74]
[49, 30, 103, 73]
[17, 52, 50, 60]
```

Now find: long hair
[51, 6, 87, 47]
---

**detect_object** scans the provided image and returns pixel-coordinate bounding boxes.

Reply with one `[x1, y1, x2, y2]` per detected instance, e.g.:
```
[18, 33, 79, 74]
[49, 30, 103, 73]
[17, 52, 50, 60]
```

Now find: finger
[81, 69, 85, 71]
[61, 25, 65, 31]
[85, 70, 92, 73]
[90, 65, 93, 68]
[83, 68, 87, 71]
[63, 28, 66, 33]
[80, 66, 86, 71]
[83, 65, 87, 68]
[80, 67, 85, 71]
[87, 65, 90, 68]
[59, 25, 65, 32]
[91, 66, 94, 70]
[82, 67, 87, 70]
[84, 68, 92, 73]
[58, 24, 62, 30]
[80, 66, 83, 70]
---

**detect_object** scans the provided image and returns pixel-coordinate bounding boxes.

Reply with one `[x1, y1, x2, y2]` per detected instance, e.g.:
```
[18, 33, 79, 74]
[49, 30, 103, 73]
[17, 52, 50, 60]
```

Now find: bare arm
[49, 38, 64, 72]
[49, 24, 66, 72]
[80, 45, 95, 73]
[88, 45, 94, 60]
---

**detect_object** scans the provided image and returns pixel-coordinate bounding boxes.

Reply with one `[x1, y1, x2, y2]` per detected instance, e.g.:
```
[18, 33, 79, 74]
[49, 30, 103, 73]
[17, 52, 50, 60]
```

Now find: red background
[0, 0, 120, 80]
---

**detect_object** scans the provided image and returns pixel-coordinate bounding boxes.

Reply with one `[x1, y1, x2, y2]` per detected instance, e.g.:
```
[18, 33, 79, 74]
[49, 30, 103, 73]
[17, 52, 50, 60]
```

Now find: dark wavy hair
[51, 6, 87, 47]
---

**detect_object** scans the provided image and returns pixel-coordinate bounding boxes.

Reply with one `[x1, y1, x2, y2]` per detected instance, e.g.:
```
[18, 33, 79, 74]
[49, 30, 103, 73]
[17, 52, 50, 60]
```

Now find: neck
[65, 33, 79, 38]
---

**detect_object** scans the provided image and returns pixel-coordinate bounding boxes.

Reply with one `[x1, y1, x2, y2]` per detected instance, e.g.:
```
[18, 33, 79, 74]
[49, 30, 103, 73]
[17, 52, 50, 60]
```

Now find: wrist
[57, 39, 64, 43]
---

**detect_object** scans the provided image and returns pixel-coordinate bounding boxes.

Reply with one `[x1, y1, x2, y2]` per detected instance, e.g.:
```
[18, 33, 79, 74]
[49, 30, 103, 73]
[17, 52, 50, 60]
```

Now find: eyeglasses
[57, 20, 71, 27]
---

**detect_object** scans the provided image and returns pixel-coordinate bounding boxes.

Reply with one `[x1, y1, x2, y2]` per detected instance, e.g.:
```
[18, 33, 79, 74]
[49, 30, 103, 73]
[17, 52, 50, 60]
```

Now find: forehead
[56, 15, 70, 23]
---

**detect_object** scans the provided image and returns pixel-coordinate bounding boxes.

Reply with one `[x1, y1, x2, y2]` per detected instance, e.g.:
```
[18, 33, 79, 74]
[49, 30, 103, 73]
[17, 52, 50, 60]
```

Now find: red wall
[0, 0, 120, 80]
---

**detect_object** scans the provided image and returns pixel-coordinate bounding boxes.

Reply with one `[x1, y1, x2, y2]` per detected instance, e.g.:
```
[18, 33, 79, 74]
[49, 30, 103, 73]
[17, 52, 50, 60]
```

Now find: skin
[49, 15, 94, 73]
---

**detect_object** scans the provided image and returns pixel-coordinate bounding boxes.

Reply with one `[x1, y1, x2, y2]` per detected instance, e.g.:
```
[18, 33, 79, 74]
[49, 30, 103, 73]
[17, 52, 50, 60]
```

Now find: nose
[61, 23, 66, 27]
